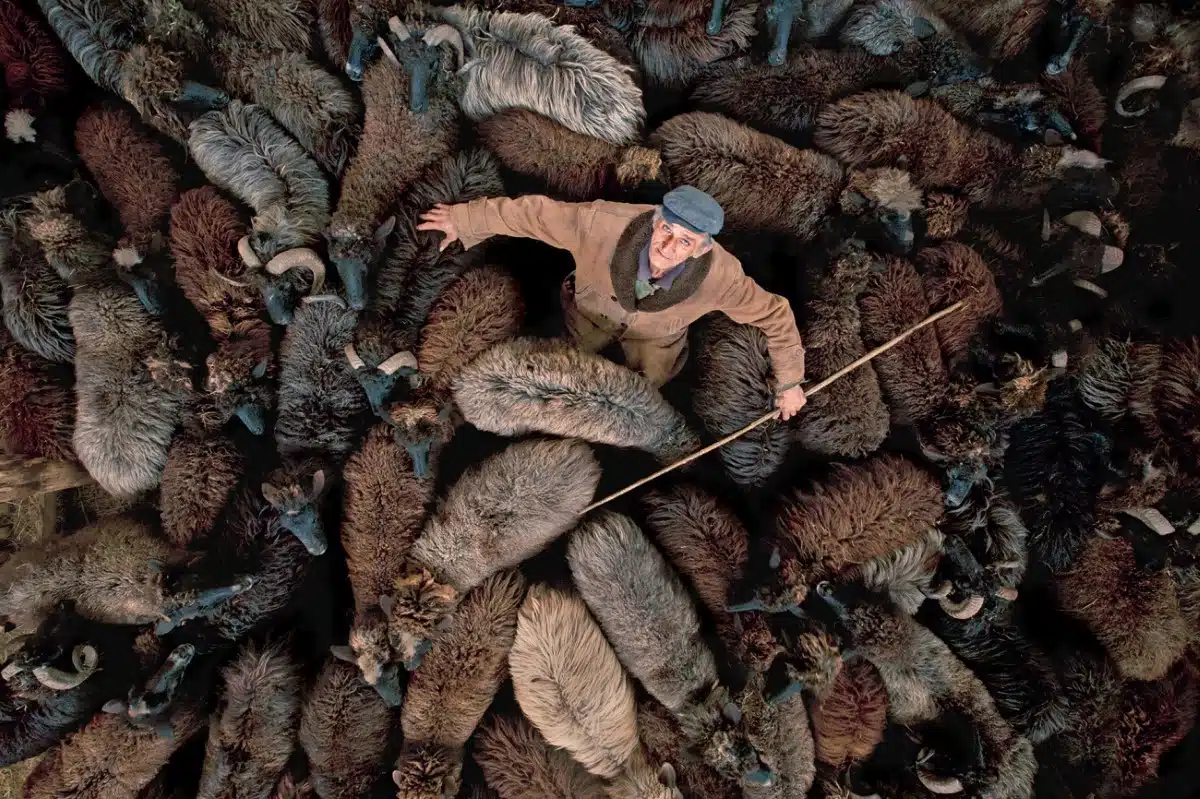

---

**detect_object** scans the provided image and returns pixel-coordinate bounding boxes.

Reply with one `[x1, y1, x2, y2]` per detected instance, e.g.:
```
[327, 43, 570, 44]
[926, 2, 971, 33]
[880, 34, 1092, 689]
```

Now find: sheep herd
[1, 0, 1199, 797]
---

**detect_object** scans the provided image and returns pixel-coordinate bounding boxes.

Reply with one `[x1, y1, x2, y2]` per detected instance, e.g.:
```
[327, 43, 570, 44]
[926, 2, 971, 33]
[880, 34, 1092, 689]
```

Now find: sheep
[735, 454, 943, 613]
[0, 0, 71, 112]
[343, 149, 504, 418]
[260, 457, 337, 557]
[917, 242, 1003, 362]
[792, 240, 890, 458]
[635, 699, 740, 799]
[338, 422, 437, 696]
[196, 637, 303, 799]
[434, 5, 643, 145]
[734, 670, 816, 799]
[391, 570, 526, 799]
[474, 713, 607, 799]
[23, 693, 205, 799]
[23, 178, 111, 282]
[299, 654, 396, 799]
[1075, 338, 1162, 437]
[809, 659, 888, 770]
[389, 437, 601, 668]
[622, 0, 757, 88]
[386, 265, 524, 477]
[922, 80, 1081, 145]
[158, 397, 246, 547]
[327, 51, 459, 312]
[691, 315, 793, 489]
[477, 109, 664, 201]
[1155, 337, 1200, 466]
[0, 602, 146, 766]
[0, 334, 74, 461]
[568, 511, 773, 788]
[653, 112, 924, 250]
[188, 100, 331, 325]
[0, 207, 73, 363]
[815, 582, 1038, 799]
[642, 484, 781, 676]
[858, 254, 949, 424]
[453, 337, 700, 465]
[507, 584, 680, 798]
[814, 90, 1117, 213]
[169, 185, 275, 434]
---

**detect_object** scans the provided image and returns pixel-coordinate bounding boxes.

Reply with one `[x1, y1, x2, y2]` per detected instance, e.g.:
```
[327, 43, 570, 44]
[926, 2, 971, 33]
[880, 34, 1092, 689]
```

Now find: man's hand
[776, 384, 807, 421]
[416, 203, 459, 252]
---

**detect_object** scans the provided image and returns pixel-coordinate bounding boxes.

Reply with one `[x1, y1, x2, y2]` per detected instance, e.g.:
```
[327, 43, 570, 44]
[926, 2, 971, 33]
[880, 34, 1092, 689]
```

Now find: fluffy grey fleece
[38, 0, 134, 92]
[840, 0, 952, 55]
[188, 100, 330, 261]
[438, 6, 644, 146]
[0, 212, 74, 363]
[568, 511, 717, 715]
[454, 337, 699, 464]
[413, 437, 600, 592]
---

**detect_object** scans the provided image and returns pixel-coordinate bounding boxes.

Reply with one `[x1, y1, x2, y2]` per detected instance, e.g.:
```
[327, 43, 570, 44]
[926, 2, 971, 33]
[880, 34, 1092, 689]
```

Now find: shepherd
[418, 186, 808, 419]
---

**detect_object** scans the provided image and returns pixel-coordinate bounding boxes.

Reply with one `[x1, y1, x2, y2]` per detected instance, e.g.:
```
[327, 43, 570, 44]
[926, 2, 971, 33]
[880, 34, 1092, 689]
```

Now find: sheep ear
[913, 16, 936, 39]
[261, 483, 281, 506]
[251, 358, 268, 379]
[310, 470, 326, 498]
[722, 702, 743, 724]
[768, 547, 781, 569]
[375, 216, 396, 246]
[658, 762, 677, 788]
[392, 770, 404, 789]
[841, 190, 868, 213]
[379, 594, 394, 615]
[102, 699, 127, 714]
[330, 645, 356, 663]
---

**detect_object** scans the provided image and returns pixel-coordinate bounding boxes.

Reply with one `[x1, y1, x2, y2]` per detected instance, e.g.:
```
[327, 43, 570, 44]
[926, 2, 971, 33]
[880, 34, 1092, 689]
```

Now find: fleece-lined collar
[610, 211, 712, 312]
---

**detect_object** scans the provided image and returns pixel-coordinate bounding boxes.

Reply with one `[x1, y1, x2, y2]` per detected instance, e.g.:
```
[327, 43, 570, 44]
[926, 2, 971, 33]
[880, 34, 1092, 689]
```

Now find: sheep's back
[475, 714, 607, 799]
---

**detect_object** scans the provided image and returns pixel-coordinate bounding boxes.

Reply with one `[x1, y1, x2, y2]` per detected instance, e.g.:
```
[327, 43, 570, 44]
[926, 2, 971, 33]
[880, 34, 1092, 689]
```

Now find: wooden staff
[579, 299, 967, 514]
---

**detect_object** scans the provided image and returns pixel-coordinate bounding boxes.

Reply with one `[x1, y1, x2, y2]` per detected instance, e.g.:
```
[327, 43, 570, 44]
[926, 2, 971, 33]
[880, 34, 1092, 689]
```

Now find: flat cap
[661, 185, 724, 236]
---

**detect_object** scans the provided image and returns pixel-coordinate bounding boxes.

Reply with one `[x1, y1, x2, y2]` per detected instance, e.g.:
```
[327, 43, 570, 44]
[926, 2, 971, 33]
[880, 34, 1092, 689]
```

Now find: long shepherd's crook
[578, 299, 968, 514]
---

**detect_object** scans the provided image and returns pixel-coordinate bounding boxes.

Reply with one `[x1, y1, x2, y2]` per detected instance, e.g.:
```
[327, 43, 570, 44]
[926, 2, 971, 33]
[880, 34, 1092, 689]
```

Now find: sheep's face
[379, 21, 461, 114]
[389, 401, 453, 479]
[327, 217, 393, 311]
[705, 726, 774, 788]
[810, 580, 901, 655]
[262, 469, 329, 556]
[261, 270, 307, 326]
[348, 609, 392, 686]
[840, 168, 921, 254]
[393, 742, 462, 799]
[388, 569, 458, 671]
[979, 87, 1077, 144]
[207, 348, 272, 434]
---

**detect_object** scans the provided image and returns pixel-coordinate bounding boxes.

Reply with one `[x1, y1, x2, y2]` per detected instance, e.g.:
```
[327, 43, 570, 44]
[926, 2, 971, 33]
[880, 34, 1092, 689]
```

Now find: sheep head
[388, 398, 454, 479]
[345, 342, 419, 420]
[340, 609, 404, 707]
[388, 568, 459, 671]
[113, 236, 170, 316]
[688, 686, 776, 788]
[1044, 1, 1100, 77]
[839, 168, 922, 254]
[393, 742, 463, 799]
[206, 343, 273, 435]
[125, 643, 196, 721]
[240, 239, 328, 326]
[262, 465, 332, 556]
[378, 17, 464, 114]
[327, 216, 395, 310]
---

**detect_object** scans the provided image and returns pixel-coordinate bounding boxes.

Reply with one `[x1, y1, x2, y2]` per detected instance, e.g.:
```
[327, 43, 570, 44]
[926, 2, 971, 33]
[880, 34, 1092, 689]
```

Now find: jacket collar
[610, 211, 712, 312]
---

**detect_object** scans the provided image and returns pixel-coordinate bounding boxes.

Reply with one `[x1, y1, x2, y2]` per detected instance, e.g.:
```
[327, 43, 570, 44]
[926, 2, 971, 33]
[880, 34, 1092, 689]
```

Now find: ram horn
[211, 269, 251, 288]
[377, 35, 400, 66]
[1122, 507, 1176, 536]
[1101, 246, 1124, 273]
[377, 350, 418, 375]
[918, 768, 964, 795]
[265, 248, 325, 295]
[33, 644, 99, 690]
[423, 23, 465, 69]
[237, 236, 262, 268]
[1073, 278, 1108, 297]
[389, 16, 412, 41]
[1, 661, 23, 680]
[1115, 75, 1167, 117]
[995, 586, 1019, 601]
[344, 343, 367, 370]
[1061, 210, 1103, 237]
[924, 579, 953, 600]
[939, 593, 985, 619]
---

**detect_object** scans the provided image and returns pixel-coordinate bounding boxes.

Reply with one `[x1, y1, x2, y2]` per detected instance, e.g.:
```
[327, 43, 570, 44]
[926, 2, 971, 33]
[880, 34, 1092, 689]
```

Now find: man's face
[648, 215, 711, 274]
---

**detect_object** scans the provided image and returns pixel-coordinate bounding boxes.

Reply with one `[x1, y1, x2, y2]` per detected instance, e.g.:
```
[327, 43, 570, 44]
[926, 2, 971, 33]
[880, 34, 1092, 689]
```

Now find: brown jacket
[450, 195, 806, 389]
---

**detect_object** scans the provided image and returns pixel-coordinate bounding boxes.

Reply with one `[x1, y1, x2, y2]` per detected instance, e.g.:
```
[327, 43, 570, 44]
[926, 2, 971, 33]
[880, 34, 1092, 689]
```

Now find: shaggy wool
[475, 714, 607, 799]
[0, 211, 73, 363]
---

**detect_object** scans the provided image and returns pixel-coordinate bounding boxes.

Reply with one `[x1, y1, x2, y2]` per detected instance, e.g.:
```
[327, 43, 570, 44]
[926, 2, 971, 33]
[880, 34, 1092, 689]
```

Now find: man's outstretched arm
[418, 195, 596, 252]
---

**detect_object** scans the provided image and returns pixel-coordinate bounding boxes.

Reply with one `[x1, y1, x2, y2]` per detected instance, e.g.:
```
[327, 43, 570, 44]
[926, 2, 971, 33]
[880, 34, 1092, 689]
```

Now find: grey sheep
[0, 208, 73, 363]
[435, 6, 644, 145]
[453, 337, 700, 465]
[568, 511, 773, 789]
[390, 437, 601, 669]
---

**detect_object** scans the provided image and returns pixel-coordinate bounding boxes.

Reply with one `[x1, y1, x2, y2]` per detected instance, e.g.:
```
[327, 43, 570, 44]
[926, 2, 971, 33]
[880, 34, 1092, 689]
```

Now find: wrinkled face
[648, 215, 710, 273]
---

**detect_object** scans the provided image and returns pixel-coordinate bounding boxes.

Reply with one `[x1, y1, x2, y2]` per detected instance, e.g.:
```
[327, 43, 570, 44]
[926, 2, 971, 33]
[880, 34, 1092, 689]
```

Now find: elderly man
[418, 186, 808, 419]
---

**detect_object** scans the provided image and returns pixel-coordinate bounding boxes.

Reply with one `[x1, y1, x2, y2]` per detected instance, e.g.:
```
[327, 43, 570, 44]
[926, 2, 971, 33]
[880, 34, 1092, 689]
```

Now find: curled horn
[1061, 211, 1102, 237]
[1101, 246, 1124, 273]
[1122, 507, 1176, 536]
[423, 23, 466, 68]
[237, 236, 262, 269]
[1073, 278, 1108, 297]
[939, 593, 985, 619]
[918, 769, 964, 795]
[1115, 75, 1167, 117]
[265, 248, 325, 295]
[996, 586, 1019, 601]
[1, 661, 23, 680]
[344, 343, 366, 370]
[925, 579, 953, 600]
[389, 16, 412, 41]
[212, 270, 251, 289]
[377, 350, 418, 375]
[33, 644, 99, 690]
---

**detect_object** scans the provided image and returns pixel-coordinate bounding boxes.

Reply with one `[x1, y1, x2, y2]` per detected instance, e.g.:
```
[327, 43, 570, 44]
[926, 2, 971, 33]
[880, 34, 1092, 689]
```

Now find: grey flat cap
[661, 185, 724, 236]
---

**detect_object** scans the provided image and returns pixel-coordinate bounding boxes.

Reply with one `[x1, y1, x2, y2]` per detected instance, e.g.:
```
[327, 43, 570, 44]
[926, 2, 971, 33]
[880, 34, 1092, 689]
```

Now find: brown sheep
[859, 254, 949, 424]
[170, 185, 274, 433]
[793, 241, 890, 458]
[746, 454, 943, 611]
[391, 570, 527, 799]
[1056, 535, 1189, 682]
[159, 403, 246, 548]
[474, 713, 607, 799]
[916, 242, 1003, 362]
[624, 0, 757, 88]
[477, 109, 664, 200]
[197, 637, 303, 799]
[1076, 338, 1162, 437]
[809, 659, 888, 769]
[298, 656, 395, 799]
[636, 700, 740, 799]
[1155, 337, 1200, 466]
[390, 438, 601, 669]
[0, 334, 74, 461]
[814, 90, 1115, 212]
[340, 423, 437, 694]
[736, 671, 816, 799]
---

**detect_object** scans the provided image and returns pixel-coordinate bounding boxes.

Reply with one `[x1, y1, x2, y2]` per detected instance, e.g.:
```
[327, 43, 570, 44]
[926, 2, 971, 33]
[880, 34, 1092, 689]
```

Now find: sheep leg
[127, 643, 195, 720]
[707, 0, 728, 35]
[1045, 12, 1093, 76]
[234, 402, 266, 435]
[156, 577, 255, 635]
[767, 0, 798, 67]
[177, 81, 231, 110]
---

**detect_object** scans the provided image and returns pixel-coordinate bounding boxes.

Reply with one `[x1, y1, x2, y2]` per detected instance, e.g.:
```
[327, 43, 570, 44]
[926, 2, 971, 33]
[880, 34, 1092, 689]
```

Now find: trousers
[559, 273, 689, 388]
